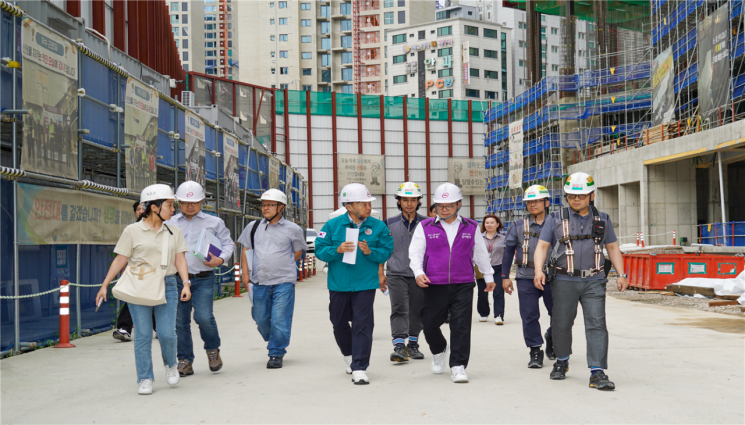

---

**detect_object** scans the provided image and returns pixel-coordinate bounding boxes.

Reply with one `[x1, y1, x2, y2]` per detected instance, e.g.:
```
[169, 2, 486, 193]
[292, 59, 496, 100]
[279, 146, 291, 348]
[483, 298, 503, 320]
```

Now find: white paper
[248, 283, 254, 305]
[193, 228, 223, 261]
[343, 228, 360, 265]
[383, 288, 389, 296]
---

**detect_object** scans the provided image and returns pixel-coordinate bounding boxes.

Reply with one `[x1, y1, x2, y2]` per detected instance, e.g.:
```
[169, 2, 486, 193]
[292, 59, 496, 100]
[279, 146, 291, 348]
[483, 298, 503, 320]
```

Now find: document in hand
[342, 228, 359, 265]
[194, 228, 223, 261]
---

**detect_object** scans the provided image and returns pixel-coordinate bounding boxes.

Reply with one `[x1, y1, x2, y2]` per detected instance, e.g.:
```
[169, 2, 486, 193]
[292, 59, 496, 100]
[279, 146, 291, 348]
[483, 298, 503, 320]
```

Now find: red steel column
[425, 98, 432, 212]
[271, 91, 277, 153]
[403, 98, 409, 181]
[468, 100, 474, 219]
[357, 92, 363, 154]
[447, 99, 453, 157]
[284, 89, 290, 165]
[306, 90, 314, 226]
[332, 93, 339, 210]
[66, 0, 81, 17]
[91, 0, 106, 36]
[379, 95, 386, 220]
[126, 0, 139, 59]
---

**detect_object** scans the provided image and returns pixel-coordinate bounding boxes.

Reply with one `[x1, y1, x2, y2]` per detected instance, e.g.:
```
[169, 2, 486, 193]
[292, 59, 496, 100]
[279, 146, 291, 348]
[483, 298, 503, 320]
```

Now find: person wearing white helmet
[167, 181, 235, 377]
[315, 183, 394, 385]
[533, 172, 628, 391]
[96, 184, 192, 395]
[380, 182, 427, 364]
[408, 182, 496, 384]
[237, 188, 306, 369]
[501, 185, 556, 369]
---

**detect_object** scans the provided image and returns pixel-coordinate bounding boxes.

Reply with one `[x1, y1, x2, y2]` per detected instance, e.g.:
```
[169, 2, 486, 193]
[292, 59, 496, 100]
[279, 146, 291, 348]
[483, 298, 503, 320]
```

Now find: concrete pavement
[1, 268, 744, 424]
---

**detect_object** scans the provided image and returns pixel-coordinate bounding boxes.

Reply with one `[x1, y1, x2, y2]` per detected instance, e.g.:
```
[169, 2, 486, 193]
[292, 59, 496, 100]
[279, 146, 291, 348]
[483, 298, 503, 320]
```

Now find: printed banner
[285, 166, 294, 206]
[185, 111, 206, 186]
[20, 17, 79, 180]
[338, 154, 385, 194]
[509, 119, 524, 189]
[652, 47, 675, 126]
[223, 134, 240, 211]
[698, 4, 730, 119]
[17, 183, 136, 245]
[269, 157, 281, 189]
[462, 41, 470, 85]
[448, 158, 486, 195]
[124, 77, 159, 192]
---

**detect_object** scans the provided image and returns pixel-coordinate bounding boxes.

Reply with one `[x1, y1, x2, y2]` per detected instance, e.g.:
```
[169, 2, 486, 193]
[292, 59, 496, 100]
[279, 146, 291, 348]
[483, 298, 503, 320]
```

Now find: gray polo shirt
[237, 217, 307, 286]
[539, 208, 617, 281]
[504, 217, 547, 280]
[384, 213, 427, 277]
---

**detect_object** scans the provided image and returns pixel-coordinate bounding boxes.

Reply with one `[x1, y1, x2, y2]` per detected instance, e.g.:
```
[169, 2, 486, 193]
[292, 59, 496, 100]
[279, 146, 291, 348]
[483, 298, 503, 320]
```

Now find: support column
[357, 92, 363, 154]
[91, 0, 106, 37]
[332, 92, 339, 210]
[306, 90, 314, 226]
[468, 100, 474, 219]
[113, 0, 125, 51]
[525, 0, 542, 86]
[425, 98, 432, 213]
[284, 89, 290, 165]
[403, 98, 409, 181]
[379, 95, 387, 220]
[271, 91, 277, 153]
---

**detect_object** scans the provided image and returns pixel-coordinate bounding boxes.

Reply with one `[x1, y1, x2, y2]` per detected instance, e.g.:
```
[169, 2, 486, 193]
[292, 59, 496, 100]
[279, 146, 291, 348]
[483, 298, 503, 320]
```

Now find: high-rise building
[235, 0, 435, 94]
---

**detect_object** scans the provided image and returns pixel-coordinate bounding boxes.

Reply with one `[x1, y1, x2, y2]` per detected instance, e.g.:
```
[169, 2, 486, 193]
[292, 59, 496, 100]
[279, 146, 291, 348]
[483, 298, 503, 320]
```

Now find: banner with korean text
[448, 158, 486, 195]
[124, 77, 159, 192]
[223, 134, 240, 211]
[337, 154, 385, 194]
[185, 111, 206, 186]
[509, 119, 524, 189]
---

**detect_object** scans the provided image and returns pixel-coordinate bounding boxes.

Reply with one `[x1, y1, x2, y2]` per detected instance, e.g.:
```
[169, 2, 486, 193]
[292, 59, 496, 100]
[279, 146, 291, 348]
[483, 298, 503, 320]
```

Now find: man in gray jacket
[379, 182, 427, 363]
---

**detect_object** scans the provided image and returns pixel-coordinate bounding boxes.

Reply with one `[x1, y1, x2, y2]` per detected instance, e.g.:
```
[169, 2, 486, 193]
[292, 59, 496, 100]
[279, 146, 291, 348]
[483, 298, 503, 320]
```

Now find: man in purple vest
[409, 183, 496, 383]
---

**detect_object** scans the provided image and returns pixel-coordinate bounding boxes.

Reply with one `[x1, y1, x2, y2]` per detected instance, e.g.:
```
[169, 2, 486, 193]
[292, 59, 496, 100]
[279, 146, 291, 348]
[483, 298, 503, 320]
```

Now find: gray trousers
[551, 278, 609, 369]
[388, 275, 424, 342]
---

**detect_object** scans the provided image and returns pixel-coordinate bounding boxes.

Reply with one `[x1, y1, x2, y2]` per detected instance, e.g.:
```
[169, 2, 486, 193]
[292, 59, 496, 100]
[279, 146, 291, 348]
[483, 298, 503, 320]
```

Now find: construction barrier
[698, 222, 745, 247]
[54, 281, 75, 348]
[624, 253, 745, 290]
[233, 262, 243, 298]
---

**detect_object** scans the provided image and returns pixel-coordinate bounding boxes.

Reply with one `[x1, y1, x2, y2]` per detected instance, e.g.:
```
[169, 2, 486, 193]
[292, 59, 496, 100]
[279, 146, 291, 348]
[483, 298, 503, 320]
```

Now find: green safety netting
[506, 0, 649, 30]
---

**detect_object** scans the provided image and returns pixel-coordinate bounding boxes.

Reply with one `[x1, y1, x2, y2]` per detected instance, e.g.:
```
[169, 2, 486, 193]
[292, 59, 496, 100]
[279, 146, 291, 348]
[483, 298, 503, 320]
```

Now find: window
[519, 78, 524, 85]
[271, 68, 275, 74]
[204, 14, 216, 21]
[301, 19, 311, 26]
[280, 67, 288, 75]
[541, 26, 546, 33]
[519, 60, 525, 67]
[385, 62, 388, 75]
[398, 0, 405, 5]
[485, 70, 498, 79]
[438, 89, 453, 99]
[341, 3, 352, 14]
[384, 12, 393, 24]
[436, 10, 451, 20]
[269, 35, 274, 41]
[301, 3, 311, 10]
[204, 5, 216, 12]
[279, 34, 288, 41]
[392, 34, 406, 44]
[170, 2, 179, 11]
[175, 40, 180, 48]
[342, 19, 352, 31]
[437, 47, 452, 57]
[279, 1, 287, 8]
[485, 91, 497, 100]
[205, 33, 216, 39]
[393, 54, 406, 63]
[437, 26, 452, 36]
[302, 85, 313, 91]
[301, 36, 312, 43]
[579, 32, 585, 39]
[484, 28, 498, 39]
[484, 49, 497, 59]
[552, 46, 558, 53]
[182, 27, 189, 36]
[470, 68, 479, 78]
[418, 30, 425, 40]
[205, 50, 216, 57]
[518, 22, 526, 29]
[270, 18, 275, 25]
[280, 84, 288, 89]
[385, 46, 387, 57]
[270, 51, 275, 58]
[519, 40, 526, 48]
[205, 24, 216, 30]
[320, 5, 329, 17]
[181, 1, 187, 11]
[321, 38, 330, 49]
[438, 68, 453, 77]
[341, 52, 353, 64]
[172, 27, 179, 36]
[302, 68, 312, 76]
[205, 41, 216, 47]
[321, 22, 330, 34]
[551, 27, 558, 35]
[269, 1, 274, 7]
[393, 75, 407, 84]
[398, 11, 405, 24]
[384, 0, 393, 7]
[340, 35, 351, 47]
[182, 52, 189, 61]
[541, 14, 546, 21]
[279, 18, 287, 25]
[552, 64, 559, 72]
[469, 47, 479, 56]
[465, 89, 479, 98]
[464, 25, 479, 36]
[589, 41, 595, 49]
[280, 50, 288, 58]
[171, 15, 179, 24]
[322, 54, 330, 66]
[182, 14, 189, 24]
[302, 52, 312, 59]
[342, 68, 353, 80]
[342, 85, 354, 93]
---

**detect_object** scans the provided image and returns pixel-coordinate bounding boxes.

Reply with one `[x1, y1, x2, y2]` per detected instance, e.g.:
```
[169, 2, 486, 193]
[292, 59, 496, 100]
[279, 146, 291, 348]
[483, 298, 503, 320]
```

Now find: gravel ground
[606, 277, 745, 317]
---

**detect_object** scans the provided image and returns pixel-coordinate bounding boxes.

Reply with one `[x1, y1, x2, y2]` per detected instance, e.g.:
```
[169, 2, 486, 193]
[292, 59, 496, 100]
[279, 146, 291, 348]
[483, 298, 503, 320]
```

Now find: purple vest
[422, 217, 478, 285]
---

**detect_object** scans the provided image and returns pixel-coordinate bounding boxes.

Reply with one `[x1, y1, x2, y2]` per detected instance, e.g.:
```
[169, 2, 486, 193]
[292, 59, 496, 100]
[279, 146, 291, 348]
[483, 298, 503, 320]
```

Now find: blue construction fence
[698, 222, 745, 247]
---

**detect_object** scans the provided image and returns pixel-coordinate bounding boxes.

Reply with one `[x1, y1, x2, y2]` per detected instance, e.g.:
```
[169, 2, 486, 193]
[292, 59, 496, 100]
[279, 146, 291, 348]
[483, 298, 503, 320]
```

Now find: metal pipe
[173, 105, 178, 189]
[116, 72, 121, 188]
[718, 151, 727, 241]
[216, 130, 220, 212]
[76, 43, 84, 338]
[12, 10, 21, 356]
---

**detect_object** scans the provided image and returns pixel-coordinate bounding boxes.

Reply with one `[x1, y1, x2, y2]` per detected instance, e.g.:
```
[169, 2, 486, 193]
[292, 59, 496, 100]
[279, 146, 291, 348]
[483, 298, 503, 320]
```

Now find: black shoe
[406, 342, 425, 360]
[390, 344, 409, 362]
[545, 331, 556, 360]
[528, 348, 544, 369]
[589, 372, 615, 390]
[267, 356, 283, 369]
[550, 360, 568, 380]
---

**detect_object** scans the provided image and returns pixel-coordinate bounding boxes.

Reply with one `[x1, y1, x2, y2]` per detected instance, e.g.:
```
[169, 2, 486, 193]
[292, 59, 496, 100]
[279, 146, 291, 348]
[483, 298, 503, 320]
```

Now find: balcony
[332, 45, 352, 52]
[341, 62, 353, 68]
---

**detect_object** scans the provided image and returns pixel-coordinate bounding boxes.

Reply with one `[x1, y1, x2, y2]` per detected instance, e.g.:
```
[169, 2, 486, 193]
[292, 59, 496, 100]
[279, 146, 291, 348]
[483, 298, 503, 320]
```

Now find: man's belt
[518, 261, 536, 268]
[553, 267, 601, 278]
[188, 270, 213, 279]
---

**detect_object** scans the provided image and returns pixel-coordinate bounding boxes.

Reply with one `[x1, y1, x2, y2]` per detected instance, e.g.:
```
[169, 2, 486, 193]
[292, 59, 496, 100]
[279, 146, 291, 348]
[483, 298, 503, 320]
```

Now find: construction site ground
[1, 261, 743, 424]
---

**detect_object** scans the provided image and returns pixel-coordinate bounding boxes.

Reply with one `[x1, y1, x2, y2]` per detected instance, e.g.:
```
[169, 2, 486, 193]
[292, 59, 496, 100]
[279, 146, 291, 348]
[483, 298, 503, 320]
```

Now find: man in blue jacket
[315, 183, 394, 385]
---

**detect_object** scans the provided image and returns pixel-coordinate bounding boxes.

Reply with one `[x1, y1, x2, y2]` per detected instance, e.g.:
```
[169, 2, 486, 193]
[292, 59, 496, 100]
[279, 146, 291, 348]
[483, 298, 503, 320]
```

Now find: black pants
[116, 303, 156, 334]
[517, 278, 552, 348]
[329, 289, 376, 371]
[476, 265, 504, 318]
[422, 282, 475, 368]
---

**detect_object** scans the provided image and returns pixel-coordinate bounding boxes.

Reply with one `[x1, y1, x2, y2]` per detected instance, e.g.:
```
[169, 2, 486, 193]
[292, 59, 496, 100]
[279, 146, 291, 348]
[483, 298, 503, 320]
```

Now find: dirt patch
[666, 318, 745, 334]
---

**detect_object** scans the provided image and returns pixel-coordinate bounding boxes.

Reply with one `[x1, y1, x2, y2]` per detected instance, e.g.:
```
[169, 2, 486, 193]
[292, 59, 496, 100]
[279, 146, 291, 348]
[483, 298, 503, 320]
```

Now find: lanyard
[485, 234, 497, 253]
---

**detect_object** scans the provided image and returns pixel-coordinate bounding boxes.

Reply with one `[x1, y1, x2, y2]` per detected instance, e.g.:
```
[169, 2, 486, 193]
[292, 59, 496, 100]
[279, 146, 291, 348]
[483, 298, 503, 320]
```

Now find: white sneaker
[343, 355, 353, 374]
[165, 365, 180, 386]
[351, 370, 369, 385]
[113, 329, 132, 342]
[451, 365, 469, 383]
[138, 379, 153, 395]
[479, 317, 487, 322]
[431, 345, 448, 374]
[495, 316, 504, 325]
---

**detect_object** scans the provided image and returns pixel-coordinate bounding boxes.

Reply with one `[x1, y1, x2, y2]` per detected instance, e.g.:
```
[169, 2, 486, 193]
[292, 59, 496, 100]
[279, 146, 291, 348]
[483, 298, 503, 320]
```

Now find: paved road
[2, 267, 744, 424]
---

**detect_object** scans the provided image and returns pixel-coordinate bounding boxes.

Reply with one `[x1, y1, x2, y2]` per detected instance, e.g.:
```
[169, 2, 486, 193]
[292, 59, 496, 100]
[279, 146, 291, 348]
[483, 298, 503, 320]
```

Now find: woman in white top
[96, 184, 192, 395]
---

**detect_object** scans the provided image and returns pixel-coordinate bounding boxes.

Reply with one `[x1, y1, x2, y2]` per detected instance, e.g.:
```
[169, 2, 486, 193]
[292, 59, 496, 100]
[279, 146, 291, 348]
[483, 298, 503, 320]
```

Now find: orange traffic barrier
[233, 262, 243, 297]
[55, 280, 75, 348]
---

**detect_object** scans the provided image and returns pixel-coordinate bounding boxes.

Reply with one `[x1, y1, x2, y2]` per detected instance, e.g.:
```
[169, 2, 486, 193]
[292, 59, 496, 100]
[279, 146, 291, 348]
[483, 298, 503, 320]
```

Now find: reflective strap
[561, 216, 574, 274]
[522, 219, 530, 267]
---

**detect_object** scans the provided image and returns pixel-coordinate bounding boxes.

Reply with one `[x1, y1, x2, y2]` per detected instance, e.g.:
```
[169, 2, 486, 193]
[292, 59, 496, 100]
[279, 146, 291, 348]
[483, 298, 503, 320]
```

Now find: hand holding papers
[194, 229, 223, 262]
[342, 228, 359, 265]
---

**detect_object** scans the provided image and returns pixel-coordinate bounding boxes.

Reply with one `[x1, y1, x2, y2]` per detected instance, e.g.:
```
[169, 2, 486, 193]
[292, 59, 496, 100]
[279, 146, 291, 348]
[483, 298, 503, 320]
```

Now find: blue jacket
[315, 213, 394, 292]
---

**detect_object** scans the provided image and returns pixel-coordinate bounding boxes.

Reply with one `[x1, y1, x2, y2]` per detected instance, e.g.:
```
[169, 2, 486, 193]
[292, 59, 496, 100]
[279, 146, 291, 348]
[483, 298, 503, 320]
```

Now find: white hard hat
[396, 182, 422, 198]
[564, 172, 596, 195]
[524, 185, 551, 201]
[175, 180, 205, 202]
[432, 182, 463, 203]
[340, 183, 376, 203]
[261, 188, 288, 205]
[140, 184, 175, 203]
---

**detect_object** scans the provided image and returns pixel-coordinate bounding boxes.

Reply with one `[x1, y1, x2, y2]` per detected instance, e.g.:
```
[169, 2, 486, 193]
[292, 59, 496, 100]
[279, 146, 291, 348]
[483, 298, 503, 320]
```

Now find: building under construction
[485, 0, 745, 247]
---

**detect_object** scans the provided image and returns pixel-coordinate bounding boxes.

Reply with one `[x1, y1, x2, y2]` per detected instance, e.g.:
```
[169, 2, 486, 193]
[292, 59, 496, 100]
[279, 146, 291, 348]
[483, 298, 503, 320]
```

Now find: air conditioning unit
[181, 91, 195, 107]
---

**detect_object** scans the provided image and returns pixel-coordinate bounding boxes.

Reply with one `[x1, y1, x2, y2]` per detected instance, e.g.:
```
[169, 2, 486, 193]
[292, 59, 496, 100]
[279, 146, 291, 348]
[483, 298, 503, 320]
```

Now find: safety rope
[617, 231, 674, 240]
[214, 266, 235, 276]
[0, 280, 117, 299]
[77, 180, 129, 196]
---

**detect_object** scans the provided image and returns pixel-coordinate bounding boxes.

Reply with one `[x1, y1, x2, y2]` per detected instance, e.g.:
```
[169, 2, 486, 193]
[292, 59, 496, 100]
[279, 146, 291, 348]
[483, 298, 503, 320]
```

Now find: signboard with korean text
[185, 111, 206, 186]
[124, 77, 159, 192]
[269, 157, 281, 189]
[509, 119, 524, 189]
[462, 41, 470, 85]
[448, 158, 486, 195]
[223, 133, 240, 211]
[338, 154, 386, 194]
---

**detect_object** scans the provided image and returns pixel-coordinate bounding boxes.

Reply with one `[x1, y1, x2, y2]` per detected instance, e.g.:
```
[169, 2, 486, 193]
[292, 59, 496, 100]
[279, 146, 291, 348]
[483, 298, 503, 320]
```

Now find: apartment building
[387, 7, 512, 102]
[167, 0, 238, 79]
[235, 0, 434, 94]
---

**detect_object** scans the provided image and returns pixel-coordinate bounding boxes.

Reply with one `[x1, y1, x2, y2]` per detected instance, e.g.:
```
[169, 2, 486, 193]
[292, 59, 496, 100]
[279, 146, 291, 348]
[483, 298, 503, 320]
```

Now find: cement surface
[2, 266, 744, 424]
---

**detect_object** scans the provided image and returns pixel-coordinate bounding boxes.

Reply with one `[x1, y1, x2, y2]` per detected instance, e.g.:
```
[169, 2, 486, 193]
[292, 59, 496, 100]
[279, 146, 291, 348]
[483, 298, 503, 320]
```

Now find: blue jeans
[252, 282, 296, 357]
[176, 274, 221, 363]
[129, 275, 178, 383]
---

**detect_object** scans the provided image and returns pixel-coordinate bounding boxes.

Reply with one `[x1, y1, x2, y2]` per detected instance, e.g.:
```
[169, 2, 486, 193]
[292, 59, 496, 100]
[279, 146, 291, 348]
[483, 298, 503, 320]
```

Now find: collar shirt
[482, 231, 506, 266]
[166, 211, 235, 274]
[408, 214, 495, 282]
[114, 221, 188, 276]
[348, 213, 368, 228]
[237, 217, 307, 286]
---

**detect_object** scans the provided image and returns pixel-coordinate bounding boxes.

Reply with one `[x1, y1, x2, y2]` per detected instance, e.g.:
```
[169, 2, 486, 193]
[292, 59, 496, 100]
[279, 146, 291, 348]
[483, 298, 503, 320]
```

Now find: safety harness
[520, 217, 541, 268]
[547, 206, 606, 278]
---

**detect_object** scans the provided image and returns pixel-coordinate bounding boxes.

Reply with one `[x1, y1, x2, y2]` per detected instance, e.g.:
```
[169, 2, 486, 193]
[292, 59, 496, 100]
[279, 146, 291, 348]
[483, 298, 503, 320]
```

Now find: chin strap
[439, 204, 461, 221]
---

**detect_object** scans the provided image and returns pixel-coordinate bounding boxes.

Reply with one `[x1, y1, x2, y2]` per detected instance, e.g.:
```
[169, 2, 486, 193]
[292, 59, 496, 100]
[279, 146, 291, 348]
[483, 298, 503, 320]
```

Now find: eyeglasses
[436, 203, 457, 210]
[526, 200, 544, 206]
[262, 203, 279, 209]
[179, 201, 200, 208]
[566, 194, 589, 201]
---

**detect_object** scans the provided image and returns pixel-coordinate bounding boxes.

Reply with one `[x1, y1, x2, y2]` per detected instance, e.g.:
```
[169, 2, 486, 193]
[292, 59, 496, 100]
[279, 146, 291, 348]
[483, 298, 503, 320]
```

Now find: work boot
[406, 342, 425, 360]
[544, 331, 556, 360]
[390, 343, 409, 363]
[267, 356, 283, 369]
[589, 372, 616, 390]
[113, 329, 132, 342]
[550, 360, 569, 380]
[528, 347, 544, 369]
[177, 359, 194, 377]
[206, 349, 223, 372]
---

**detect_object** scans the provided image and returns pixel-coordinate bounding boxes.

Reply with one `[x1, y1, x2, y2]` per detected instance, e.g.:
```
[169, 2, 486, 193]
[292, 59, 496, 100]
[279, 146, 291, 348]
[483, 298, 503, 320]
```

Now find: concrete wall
[647, 161, 696, 246]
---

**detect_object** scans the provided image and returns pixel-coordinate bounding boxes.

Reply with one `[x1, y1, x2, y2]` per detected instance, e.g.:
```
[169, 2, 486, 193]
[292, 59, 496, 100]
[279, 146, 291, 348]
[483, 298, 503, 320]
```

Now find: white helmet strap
[439, 202, 461, 221]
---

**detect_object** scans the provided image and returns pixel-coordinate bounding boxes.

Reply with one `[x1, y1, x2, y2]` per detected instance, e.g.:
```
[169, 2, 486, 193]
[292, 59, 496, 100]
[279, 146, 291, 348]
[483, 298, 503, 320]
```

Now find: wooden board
[708, 300, 738, 307]
[660, 291, 675, 296]
[666, 285, 716, 297]
[715, 295, 741, 301]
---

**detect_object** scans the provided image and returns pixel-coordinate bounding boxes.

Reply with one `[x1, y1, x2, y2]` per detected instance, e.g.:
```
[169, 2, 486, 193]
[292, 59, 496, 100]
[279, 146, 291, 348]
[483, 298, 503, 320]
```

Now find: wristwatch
[618, 274, 628, 279]
[183, 279, 192, 286]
